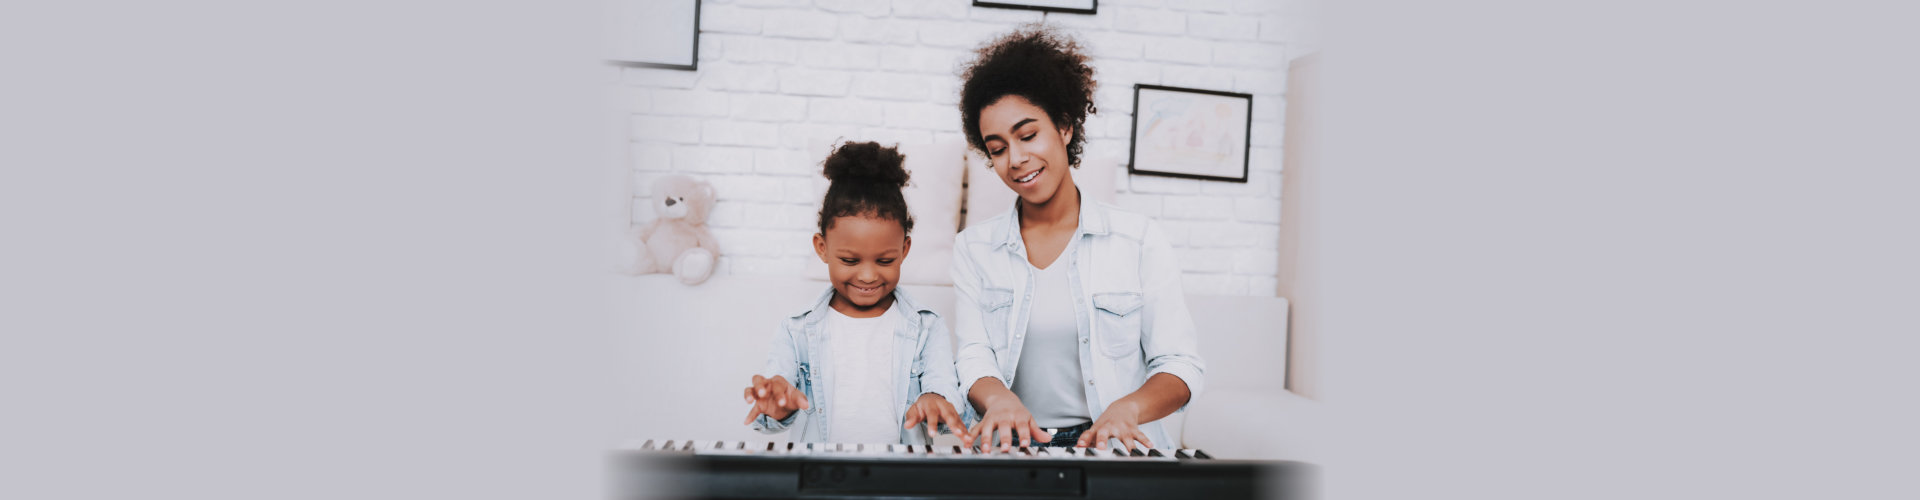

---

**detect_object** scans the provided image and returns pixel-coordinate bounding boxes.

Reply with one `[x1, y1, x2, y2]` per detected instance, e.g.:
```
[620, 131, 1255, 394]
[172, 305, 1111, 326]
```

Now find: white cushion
[963, 153, 1118, 230]
[807, 140, 967, 286]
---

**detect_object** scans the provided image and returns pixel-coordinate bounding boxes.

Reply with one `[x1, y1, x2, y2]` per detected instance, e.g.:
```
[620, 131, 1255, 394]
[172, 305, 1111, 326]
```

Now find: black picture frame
[1127, 84, 1254, 183]
[972, 0, 1097, 16]
[609, 0, 701, 71]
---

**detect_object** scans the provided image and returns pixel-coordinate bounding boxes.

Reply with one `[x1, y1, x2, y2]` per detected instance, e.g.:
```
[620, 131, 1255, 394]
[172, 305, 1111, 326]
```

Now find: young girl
[741, 141, 971, 446]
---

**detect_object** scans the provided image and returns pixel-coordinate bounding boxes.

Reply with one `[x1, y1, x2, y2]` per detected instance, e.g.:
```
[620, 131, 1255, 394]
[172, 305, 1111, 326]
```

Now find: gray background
[5, 0, 1916, 498]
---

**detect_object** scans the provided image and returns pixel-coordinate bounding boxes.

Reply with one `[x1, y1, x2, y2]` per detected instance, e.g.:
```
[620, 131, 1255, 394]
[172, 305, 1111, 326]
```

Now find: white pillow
[807, 140, 966, 286]
[963, 153, 1118, 230]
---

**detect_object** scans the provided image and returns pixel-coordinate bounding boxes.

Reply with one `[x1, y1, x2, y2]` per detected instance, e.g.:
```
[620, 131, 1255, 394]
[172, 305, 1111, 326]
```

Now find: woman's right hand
[966, 383, 1051, 452]
[742, 374, 809, 425]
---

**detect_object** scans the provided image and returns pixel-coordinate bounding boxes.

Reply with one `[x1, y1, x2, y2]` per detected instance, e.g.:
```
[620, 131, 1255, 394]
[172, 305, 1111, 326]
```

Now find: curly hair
[958, 23, 1098, 168]
[817, 141, 914, 235]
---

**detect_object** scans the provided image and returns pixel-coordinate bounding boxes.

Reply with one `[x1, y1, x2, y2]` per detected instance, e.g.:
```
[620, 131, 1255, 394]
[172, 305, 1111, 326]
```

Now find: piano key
[1127, 447, 1146, 457]
[712, 441, 726, 449]
[1147, 448, 1164, 458]
[1175, 449, 1195, 459]
[1193, 449, 1212, 459]
[640, 439, 657, 450]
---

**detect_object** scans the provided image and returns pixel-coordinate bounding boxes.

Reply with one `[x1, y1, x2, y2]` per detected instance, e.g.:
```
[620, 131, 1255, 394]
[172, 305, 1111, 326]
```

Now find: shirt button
[1080, 337, 1089, 344]
[1086, 380, 1095, 386]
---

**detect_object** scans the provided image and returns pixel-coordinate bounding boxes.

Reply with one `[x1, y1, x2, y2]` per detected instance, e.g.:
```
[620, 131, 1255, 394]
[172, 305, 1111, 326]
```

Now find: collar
[793, 285, 934, 324]
[994, 188, 1111, 251]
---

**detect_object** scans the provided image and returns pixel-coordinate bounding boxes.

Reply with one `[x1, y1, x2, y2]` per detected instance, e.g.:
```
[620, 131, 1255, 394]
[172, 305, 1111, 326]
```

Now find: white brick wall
[624, 0, 1300, 296]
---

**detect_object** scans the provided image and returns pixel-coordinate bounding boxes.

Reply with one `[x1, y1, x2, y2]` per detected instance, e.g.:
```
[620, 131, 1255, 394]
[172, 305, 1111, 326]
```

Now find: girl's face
[813, 215, 911, 317]
[978, 95, 1076, 207]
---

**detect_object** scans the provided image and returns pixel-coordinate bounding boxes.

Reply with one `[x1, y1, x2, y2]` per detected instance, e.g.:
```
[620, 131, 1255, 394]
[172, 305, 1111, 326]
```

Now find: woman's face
[978, 95, 1075, 207]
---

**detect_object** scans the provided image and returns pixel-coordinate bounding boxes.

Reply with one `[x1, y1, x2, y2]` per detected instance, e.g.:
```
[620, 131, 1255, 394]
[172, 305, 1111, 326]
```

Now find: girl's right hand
[742, 375, 810, 425]
[966, 394, 1051, 453]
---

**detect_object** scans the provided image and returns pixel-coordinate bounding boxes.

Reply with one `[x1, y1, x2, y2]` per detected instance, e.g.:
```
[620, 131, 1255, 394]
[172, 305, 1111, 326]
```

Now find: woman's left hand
[1077, 401, 1152, 450]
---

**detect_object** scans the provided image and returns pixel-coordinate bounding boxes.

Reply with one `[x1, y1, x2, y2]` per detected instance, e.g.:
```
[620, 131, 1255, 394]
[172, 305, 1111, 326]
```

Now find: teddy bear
[629, 174, 720, 285]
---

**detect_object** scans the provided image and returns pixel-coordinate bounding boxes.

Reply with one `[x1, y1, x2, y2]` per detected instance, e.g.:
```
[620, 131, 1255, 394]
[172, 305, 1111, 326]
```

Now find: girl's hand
[966, 394, 1051, 453]
[1077, 401, 1152, 451]
[742, 375, 810, 425]
[901, 393, 970, 444]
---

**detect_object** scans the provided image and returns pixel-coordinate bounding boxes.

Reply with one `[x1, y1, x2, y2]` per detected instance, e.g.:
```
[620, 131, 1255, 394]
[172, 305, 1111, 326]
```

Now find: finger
[922, 410, 950, 442]
[742, 404, 764, 425]
[1030, 421, 1053, 443]
[751, 375, 766, 397]
[786, 384, 810, 409]
[1012, 421, 1030, 449]
[1006, 421, 1021, 453]
[1092, 428, 1113, 450]
[1133, 429, 1154, 450]
[902, 406, 924, 429]
[939, 406, 966, 442]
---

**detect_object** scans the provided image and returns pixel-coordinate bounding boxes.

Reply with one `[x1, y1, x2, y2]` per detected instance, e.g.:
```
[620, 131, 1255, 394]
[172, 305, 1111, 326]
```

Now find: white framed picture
[973, 0, 1096, 15]
[1127, 84, 1254, 183]
[608, 0, 700, 70]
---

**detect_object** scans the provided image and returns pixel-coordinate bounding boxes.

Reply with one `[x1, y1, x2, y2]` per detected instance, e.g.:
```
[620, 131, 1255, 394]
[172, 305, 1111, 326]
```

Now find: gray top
[1009, 239, 1092, 428]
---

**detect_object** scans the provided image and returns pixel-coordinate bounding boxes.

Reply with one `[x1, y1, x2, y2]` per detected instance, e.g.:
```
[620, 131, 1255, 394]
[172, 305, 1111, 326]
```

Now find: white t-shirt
[1010, 242, 1092, 428]
[824, 306, 901, 445]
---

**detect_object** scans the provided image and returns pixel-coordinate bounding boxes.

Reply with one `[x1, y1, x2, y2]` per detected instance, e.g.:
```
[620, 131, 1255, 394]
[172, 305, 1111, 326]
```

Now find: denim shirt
[748, 286, 967, 444]
[950, 199, 1206, 449]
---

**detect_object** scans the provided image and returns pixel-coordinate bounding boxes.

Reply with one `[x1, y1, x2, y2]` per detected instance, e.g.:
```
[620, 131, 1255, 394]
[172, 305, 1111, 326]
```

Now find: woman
[951, 24, 1205, 452]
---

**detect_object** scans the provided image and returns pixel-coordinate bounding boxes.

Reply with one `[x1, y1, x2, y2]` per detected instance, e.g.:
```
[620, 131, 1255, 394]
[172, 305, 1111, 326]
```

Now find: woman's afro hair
[817, 141, 914, 235]
[958, 23, 1098, 168]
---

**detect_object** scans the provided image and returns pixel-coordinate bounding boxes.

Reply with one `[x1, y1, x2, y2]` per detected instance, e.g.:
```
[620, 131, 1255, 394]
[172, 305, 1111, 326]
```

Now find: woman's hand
[741, 374, 809, 425]
[1077, 400, 1152, 450]
[966, 389, 1051, 452]
[901, 393, 970, 444]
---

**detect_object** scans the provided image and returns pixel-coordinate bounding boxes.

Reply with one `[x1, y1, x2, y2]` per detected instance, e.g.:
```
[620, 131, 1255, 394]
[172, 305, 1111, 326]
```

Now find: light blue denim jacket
[950, 199, 1206, 449]
[748, 286, 967, 444]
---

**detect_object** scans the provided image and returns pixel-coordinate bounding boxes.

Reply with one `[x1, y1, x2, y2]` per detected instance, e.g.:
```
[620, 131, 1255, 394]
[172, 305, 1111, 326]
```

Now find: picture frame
[1127, 84, 1254, 183]
[608, 0, 701, 71]
[972, 0, 1097, 15]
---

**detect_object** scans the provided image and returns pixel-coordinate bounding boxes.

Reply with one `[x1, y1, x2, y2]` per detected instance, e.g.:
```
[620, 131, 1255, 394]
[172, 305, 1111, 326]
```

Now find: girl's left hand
[902, 393, 970, 444]
[1077, 401, 1152, 451]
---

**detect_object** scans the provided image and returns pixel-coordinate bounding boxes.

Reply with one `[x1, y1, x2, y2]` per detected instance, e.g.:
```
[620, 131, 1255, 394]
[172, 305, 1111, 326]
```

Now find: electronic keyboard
[613, 440, 1315, 499]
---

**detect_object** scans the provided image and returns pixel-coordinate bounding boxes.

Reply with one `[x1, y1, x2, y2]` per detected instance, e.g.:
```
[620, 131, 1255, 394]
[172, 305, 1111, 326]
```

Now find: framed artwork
[608, 0, 701, 70]
[1127, 84, 1254, 183]
[972, 0, 1096, 15]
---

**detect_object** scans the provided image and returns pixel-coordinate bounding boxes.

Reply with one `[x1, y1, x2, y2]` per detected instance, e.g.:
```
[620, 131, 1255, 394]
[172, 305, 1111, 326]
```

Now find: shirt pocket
[1092, 291, 1145, 359]
[979, 287, 1016, 349]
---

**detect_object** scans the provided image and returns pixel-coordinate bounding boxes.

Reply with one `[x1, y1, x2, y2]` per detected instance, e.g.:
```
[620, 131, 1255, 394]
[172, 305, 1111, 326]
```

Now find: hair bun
[821, 141, 910, 188]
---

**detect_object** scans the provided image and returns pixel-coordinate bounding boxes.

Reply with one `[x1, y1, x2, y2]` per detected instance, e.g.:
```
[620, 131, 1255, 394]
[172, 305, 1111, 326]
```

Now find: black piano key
[766, 442, 776, 452]
[1147, 449, 1164, 457]
[640, 439, 656, 450]
[661, 440, 677, 451]
[1194, 449, 1212, 459]
[1175, 449, 1194, 459]
[713, 441, 725, 449]
[681, 440, 697, 451]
